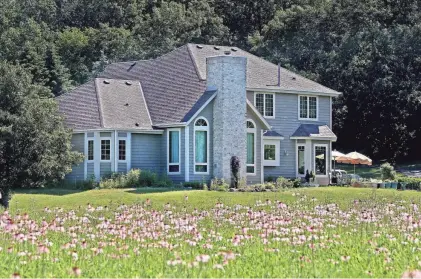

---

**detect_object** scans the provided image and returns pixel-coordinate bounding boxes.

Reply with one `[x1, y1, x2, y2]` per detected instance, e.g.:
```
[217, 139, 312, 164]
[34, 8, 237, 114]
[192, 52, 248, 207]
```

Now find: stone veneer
[207, 55, 247, 182]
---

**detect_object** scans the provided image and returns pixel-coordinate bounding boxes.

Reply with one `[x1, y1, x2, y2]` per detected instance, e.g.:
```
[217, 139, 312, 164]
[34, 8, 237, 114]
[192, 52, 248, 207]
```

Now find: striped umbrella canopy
[336, 151, 372, 173]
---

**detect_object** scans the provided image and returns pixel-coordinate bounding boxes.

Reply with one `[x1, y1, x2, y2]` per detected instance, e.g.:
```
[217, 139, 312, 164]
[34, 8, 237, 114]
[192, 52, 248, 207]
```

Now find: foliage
[183, 181, 206, 190]
[275, 176, 294, 189]
[380, 163, 397, 181]
[100, 169, 141, 189]
[210, 178, 229, 192]
[291, 178, 302, 188]
[0, 62, 83, 200]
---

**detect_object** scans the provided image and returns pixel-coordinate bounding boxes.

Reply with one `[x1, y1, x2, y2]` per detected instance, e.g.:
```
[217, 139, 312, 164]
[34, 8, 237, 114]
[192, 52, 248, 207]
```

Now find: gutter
[248, 87, 342, 98]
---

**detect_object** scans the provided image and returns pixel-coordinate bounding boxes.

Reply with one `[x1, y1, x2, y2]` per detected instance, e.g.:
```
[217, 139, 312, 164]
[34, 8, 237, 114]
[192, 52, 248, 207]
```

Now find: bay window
[168, 129, 180, 173]
[246, 120, 256, 174]
[255, 93, 274, 118]
[194, 118, 209, 174]
[299, 96, 318, 120]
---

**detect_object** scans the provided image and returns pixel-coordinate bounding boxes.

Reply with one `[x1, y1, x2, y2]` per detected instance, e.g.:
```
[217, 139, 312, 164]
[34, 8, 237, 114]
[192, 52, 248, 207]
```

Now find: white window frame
[87, 139, 94, 161]
[246, 119, 256, 175]
[117, 138, 127, 162]
[314, 144, 328, 177]
[298, 95, 318, 121]
[263, 139, 280, 166]
[254, 93, 275, 119]
[193, 117, 209, 175]
[100, 137, 112, 162]
[167, 128, 181, 175]
[296, 144, 306, 177]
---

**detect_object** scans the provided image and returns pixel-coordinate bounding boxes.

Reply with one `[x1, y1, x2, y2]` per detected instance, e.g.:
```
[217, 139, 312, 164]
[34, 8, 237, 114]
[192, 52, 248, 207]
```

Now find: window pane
[169, 131, 180, 164]
[101, 140, 110, 160]
[88, 140, 94, 160]
[195, 131, 207, 163]
[119, 140, 126, 161]
[315, 146, 327, 175]
[264, 145, 276, 160]
[265, 94, 274, 117]
[195, 165, 207, 173]
[195, 119, 207, 126]
[300, 96, 308, 118]
[169, 165, 179, 172]
[298, 146, 305, 175]
[246, 121, 255, 129]
[309, 97, 317, 119]
[246, 166, 255, 173]
[255, 94, 264, 115]
[247, 133, 255, 165]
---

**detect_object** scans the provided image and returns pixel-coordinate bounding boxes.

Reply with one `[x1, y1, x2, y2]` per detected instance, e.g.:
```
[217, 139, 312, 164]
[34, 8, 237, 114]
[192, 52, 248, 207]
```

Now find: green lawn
[2, 187, 421, 278]
[335, 163, 382, 179]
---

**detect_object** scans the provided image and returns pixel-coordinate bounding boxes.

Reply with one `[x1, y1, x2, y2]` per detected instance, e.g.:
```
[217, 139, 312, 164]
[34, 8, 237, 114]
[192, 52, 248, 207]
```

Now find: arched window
[246, 119, 256, 175]
[194, 117, 209, 174]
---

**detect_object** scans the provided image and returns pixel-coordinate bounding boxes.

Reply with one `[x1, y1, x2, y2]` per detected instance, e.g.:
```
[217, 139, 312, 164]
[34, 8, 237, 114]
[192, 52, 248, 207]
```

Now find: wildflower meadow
[1, 187, 421, 278]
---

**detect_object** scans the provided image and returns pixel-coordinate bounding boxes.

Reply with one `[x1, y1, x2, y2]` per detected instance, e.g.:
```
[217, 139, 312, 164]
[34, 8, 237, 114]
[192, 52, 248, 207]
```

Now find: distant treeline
[1, 0, 420, 162]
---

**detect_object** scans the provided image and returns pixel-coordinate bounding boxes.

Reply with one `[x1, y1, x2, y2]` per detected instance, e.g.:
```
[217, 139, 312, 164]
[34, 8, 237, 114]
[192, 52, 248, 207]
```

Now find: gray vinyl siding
[162, 128, 185, 184]
[118, 162, 127, 173]
[131, 134, 163, 174]
[188, 102, 213, 183]
[246, 107, 264, 184]
[65, 133, 85, 181]
[247, 92, 331, 179]
[87, 162, 94, 179]
[100, 162, 112, 177]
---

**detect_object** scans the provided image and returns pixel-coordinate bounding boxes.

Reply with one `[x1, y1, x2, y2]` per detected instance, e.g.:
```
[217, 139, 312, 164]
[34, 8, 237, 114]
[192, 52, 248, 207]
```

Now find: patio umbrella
[336, 151, 372, 174]
[332, 150, 347, 171]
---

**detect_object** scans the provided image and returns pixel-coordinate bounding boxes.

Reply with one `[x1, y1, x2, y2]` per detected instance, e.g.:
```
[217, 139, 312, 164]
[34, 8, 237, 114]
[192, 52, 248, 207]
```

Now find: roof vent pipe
[277, 63, 281, 87]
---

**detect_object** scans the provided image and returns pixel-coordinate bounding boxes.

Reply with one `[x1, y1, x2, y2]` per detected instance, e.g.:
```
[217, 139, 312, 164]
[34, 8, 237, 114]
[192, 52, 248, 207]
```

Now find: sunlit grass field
[2, 187, 421, 277]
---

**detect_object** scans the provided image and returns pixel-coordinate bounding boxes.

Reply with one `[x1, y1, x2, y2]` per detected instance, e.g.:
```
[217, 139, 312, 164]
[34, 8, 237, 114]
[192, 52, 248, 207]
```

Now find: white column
[127, 132, 132, 172]
[94, 132, 101, 181]
[84, 132, 88, 180]
[185, 126, 190, 182]
[260, 130, 264, 183]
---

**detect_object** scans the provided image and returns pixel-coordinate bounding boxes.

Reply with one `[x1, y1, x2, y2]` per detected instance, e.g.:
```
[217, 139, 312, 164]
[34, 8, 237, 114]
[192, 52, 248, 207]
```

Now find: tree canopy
[1, 0, 420, 162]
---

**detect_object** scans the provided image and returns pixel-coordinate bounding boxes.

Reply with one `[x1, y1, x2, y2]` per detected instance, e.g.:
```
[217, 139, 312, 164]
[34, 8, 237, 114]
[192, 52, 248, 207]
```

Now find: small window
[168, 130, 180, 173]
[101, 140, 111, 160]
[255, 93, 274, 118]
[195, 119, 208, 127]
[246, 120, 255, 129]
[263, 139, 280, 166]
[118, 140, 126, 161]
[264, 145, 276, 160]
[299, 96, 318, 120]
[88, 140, 94, 161]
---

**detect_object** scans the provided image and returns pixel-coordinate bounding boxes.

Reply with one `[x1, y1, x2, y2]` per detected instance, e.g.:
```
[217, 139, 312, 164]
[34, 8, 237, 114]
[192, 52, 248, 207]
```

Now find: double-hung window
[246, 120, 256, 174]
[168, 129, 180, 174]
[194, 118, 209, 174]
[255, 93, 274, 118]
[101, 139, 111, 161]
[299, 96, 318, 120]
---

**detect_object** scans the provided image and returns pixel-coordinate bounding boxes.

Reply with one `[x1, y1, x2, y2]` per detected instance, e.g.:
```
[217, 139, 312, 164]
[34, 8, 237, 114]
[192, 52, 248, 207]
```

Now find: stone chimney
[206, 55, 247, 183]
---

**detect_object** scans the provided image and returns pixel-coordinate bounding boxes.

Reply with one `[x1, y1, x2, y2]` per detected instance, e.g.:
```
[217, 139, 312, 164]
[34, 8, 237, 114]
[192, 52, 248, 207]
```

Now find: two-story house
[58, 44, 340, 185]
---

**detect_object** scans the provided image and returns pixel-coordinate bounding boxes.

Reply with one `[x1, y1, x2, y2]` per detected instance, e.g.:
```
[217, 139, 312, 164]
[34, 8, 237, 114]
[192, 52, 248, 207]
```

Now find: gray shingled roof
[57, 80, 102, 130]
[291, 124, 337, 139]
[58, 44, 339, 128]
[263, 130, 284, 137]
[95, 78, 152, 130]
[187, 44, 340, 94]
[181, 87, 217, 123]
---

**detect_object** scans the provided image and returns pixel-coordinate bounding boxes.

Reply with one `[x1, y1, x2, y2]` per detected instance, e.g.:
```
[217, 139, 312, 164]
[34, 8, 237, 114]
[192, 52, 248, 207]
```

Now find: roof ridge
[186, 44, 205, 81]
[93, 79, 105, 128]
